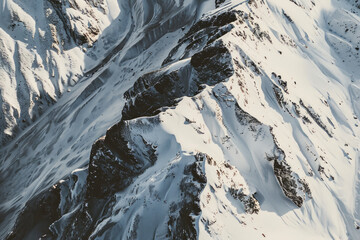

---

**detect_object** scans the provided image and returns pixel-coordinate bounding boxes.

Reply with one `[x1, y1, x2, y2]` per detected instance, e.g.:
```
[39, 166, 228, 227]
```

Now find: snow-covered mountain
[0, 0, 123, 145]
[1, 0, 360, 239]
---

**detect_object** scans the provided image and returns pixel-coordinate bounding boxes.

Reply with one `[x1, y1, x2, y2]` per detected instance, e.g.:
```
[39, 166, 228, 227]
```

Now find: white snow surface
[1, 0, 360, 239]
[0, 0, 121, 145]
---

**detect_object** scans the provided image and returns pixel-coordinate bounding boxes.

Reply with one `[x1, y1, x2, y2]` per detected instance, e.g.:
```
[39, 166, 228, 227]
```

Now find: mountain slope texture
[1, 0, 360, 239]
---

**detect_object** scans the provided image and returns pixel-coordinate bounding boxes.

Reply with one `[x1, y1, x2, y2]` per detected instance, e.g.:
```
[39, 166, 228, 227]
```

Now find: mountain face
[1, 0, 360, 239]
[0, 0, 122, 145]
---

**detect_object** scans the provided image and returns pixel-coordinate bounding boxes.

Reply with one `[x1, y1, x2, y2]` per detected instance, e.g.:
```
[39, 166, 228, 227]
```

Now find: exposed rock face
[215, 0, 226, 8]
[299, 99, 333, 137]
[229, 188, 260, 214]
[122, 41, 233, 121]
[191, 41, 234, 84]
[163, 10, 242, 66]
[167, 153, 207, 239]
[123, 10, 244, 121]
[6, 168, 89, 240]
[89, 121, 158, 198]
[273, 158, 304, 207]
[6, 186, 61, 240]
[47, 0, 106, 46]
[267, 130, 312, 208]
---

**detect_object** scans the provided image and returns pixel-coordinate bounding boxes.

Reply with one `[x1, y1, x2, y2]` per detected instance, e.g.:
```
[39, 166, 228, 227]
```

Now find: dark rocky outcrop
[300, 100, 333, 137]
[122, 39, 233, 121]
[121, 10, 239, 124]
[163, 10, 243, 66]
[191, 41, 234, 83]
[47, 0, 102, 46]
[273, 84, 286, 108]
[215, 0, 226, 8]
[167, 153, 207, 239]
[273, 159, 304, 207]
[234, 103, 261, 126]
[89, 121, 158, 198]
[7, 118, 159, 239]
[6, 185, 61, 240]
[229, 188, 260, 214]
[268, 129, 312, 207]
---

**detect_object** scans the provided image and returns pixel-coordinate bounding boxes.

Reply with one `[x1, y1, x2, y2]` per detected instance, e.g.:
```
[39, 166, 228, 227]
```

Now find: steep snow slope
[1, 0, 360, 239]
[0, 0, 121, 145]
[0, 0, 213, 238]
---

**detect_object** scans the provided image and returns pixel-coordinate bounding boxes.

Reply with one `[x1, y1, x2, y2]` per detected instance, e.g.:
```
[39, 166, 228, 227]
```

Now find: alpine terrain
[1, 0, 360, 239]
